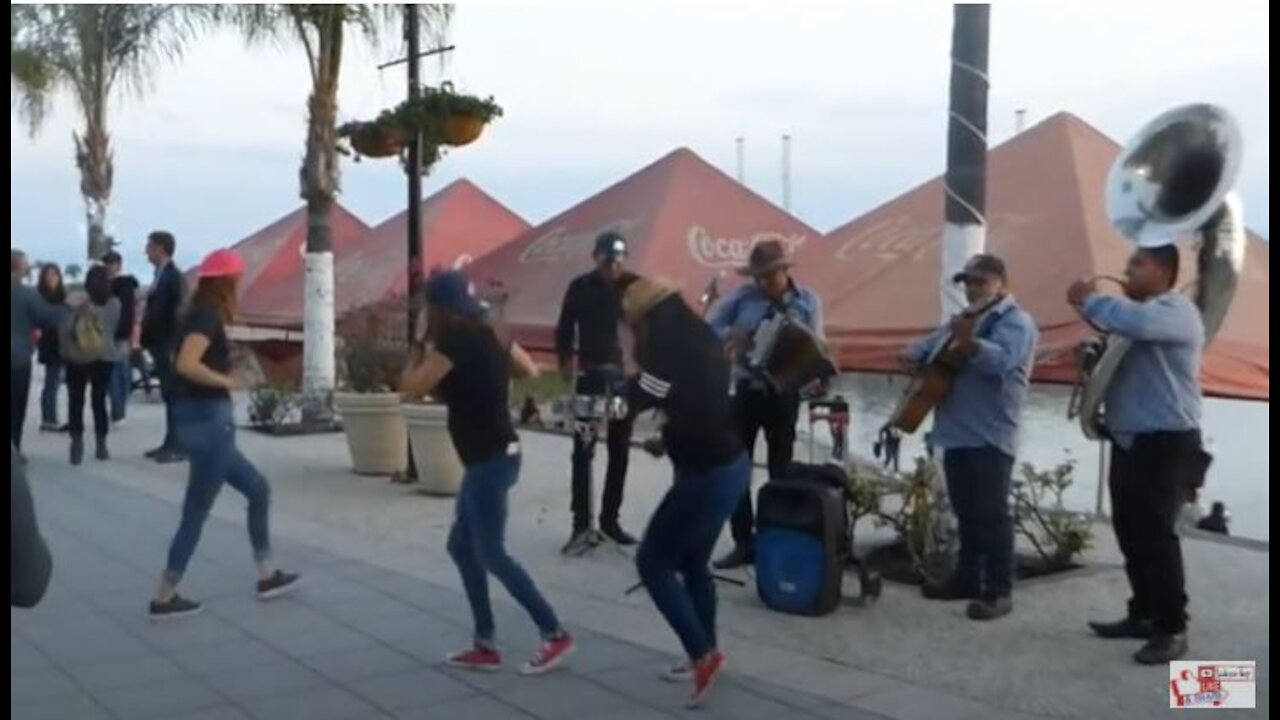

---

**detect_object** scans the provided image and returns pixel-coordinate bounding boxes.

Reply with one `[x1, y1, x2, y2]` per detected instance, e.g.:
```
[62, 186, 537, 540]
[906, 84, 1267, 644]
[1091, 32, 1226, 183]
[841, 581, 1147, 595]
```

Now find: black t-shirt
[434, 320, 518, 466]
[171, 305, 232, 400]
[110, 275, 139, 341]
[628, 296, 742, 473]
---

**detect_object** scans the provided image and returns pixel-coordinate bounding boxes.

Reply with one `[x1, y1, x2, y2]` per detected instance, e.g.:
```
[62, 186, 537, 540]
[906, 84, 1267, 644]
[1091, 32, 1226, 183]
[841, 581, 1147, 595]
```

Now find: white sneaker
[661, 659, 693, 683]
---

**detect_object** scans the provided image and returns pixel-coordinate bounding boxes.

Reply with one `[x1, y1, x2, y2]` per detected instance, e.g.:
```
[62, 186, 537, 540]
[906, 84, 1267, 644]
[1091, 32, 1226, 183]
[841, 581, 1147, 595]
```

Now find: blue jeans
[943, 446, 1015, 598]
[109, 353, 130, 421]
[164, 398, 271, 583]
[637, 453, 751, 660]
[448, 452, 561, 645]
[40, 362, 62, 425]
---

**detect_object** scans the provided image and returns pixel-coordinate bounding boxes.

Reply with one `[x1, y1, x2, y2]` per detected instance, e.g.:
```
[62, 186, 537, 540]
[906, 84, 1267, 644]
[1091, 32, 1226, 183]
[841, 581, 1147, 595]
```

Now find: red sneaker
[445, 646, 503, 672]
[520, 633, 575, 676]
[688, 650, 725, 708]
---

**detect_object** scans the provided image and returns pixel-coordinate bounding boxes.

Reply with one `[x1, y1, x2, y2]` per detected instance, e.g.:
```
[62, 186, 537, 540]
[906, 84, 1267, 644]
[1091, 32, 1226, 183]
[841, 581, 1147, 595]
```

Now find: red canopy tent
[796, 112, 1269, 400]
[334, 179, 529, 319]
[462, 148, 824, 356]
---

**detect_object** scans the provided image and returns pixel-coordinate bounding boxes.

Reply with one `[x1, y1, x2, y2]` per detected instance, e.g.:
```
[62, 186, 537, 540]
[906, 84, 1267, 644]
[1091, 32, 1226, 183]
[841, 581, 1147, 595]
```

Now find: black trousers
[728, 383, 800, 548]
[943, 446, 1015, 598]
[12, 362, 33, 451]
[570, 369, 634, 531]
[148, 343, 179, 451]
[1110, 430, 1201, 634]
[66, 361, 114, 439]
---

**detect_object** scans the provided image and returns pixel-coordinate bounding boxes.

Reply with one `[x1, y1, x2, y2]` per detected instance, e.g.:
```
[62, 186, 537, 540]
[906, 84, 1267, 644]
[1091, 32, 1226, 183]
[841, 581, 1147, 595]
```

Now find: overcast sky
[10, 1, 1270, 273]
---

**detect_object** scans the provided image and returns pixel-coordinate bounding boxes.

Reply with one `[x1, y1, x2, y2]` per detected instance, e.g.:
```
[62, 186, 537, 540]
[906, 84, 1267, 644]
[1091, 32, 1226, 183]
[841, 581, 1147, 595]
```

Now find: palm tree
[220, 4, 452, 422]
[10, 4, 203, 262]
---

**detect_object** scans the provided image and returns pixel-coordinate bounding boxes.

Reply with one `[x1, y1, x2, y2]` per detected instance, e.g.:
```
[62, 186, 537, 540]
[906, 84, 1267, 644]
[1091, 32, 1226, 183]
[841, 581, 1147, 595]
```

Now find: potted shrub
[334, 309, 408, 476]
[402, 394, 463, 496]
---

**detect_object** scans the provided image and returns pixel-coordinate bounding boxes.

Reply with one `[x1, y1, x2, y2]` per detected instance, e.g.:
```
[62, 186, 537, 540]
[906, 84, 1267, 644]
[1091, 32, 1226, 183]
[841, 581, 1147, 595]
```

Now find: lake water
[813, 373, 1270, 542]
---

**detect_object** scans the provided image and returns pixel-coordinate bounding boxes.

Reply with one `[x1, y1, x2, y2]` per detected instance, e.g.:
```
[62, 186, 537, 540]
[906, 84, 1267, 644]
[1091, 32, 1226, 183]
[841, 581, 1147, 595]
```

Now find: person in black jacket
[618, 275, 748, 709]
[12, 443, 53, 608]
[140, 231, 188, 463]
[554, 232, 638, 554]
[103, 251, 140, 423]
[35, 263, 69, 432]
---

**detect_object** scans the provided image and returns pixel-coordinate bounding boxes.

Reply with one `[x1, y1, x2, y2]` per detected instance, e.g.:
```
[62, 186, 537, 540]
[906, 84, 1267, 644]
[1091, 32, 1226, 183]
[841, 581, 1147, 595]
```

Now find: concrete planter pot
[402, 402, 463, 496]
[334, 392, 407, 476]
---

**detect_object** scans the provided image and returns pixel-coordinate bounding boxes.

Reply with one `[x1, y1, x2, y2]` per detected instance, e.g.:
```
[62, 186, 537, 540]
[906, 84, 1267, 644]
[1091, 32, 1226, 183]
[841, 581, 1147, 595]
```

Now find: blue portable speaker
[755, 463, 847, 616]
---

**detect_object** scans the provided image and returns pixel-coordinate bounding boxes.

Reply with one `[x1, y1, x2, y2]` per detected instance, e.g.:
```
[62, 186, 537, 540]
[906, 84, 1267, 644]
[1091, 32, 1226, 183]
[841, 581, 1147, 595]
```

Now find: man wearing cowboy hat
[708, 239, 824, 570]
[555, 231, 640, 554]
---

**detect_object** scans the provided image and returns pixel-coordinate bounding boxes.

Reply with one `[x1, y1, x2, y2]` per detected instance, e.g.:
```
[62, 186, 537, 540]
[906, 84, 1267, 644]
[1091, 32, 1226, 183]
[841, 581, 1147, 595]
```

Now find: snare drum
[570, 394, 629, 422]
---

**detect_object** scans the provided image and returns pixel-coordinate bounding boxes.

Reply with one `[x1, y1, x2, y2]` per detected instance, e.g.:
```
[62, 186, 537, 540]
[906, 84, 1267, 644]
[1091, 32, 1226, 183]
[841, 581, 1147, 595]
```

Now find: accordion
[745, 315, 837, 395]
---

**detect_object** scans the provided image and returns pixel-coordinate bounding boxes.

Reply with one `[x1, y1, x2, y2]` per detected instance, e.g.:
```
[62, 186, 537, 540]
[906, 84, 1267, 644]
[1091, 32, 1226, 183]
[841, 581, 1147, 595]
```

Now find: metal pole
[1094, 440, 1108, 518]
[781, 134, 792, 212]
[735, 137, 745, 184]
[404, 7, 424, 481]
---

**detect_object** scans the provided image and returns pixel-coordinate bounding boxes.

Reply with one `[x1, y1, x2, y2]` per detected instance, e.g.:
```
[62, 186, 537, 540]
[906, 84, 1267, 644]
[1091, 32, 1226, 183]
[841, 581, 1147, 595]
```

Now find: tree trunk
[299, 62, 342, 425]
[74, 118, 113, 261]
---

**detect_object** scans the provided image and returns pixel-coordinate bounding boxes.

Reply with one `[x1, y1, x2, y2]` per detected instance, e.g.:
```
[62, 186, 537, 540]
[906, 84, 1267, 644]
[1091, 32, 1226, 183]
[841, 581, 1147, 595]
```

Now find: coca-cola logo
[686, 226, 807, 268]
[833, 212, 1034, 264]
[518, 217, 644, 265]
[834, 217, 934, 264]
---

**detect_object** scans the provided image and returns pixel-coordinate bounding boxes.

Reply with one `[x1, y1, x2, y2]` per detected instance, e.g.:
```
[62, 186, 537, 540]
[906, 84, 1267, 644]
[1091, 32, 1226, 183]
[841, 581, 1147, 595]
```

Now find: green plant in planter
[248, 380, 300, 430]
[339, 338, 405, 394]
[1012, 459, 1095, 571]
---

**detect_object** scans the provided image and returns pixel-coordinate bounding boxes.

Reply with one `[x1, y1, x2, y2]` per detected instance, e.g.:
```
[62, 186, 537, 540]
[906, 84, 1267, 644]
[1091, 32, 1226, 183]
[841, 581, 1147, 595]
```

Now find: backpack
[61, 303, 108, 364]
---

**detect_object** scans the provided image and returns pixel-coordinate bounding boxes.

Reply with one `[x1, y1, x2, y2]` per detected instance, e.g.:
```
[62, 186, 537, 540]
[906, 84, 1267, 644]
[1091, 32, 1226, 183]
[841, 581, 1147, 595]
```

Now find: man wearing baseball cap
[554, 231, 639, 554]
[708, 239, 824, 570]
[902, 253, 1038, 621]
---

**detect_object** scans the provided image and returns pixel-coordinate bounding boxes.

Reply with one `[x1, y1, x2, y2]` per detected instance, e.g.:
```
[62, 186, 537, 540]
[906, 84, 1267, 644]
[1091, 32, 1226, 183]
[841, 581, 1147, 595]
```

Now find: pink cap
[198, 248, 244, 278]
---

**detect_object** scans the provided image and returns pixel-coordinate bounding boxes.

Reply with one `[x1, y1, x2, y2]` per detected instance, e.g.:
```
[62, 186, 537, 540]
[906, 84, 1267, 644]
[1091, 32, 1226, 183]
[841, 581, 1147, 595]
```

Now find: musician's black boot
[966, 595, 1013, 621]
[1088, 616, 1155, 640]
[561, 528, 596, 557]
[1134, 633, 1188, 665]
[600, 522, 637, 546]
[921, 576, 980, 601]
[712, 545, 754, 570]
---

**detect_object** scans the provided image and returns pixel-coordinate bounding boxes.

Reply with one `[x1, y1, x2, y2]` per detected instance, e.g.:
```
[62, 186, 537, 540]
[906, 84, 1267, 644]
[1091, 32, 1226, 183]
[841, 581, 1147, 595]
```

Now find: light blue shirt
[1081, 292, 1203, 448]
[904, 296, 1038, 459]
[709, 280, 824, 385]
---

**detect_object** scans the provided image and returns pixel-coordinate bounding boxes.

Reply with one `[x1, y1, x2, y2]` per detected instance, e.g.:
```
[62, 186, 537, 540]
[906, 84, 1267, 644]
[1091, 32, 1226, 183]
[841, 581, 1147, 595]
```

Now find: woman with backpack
[36, 264, 69, 432]
[61, 265, 121, 465]
[149, 248, 298, 620]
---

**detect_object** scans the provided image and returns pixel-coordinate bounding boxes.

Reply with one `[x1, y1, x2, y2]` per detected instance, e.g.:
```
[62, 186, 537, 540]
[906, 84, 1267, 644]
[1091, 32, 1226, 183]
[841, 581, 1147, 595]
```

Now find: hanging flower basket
[337, 83, 502, 169]
[344, 121, 407, 158]
[442, 114, 485, 147]
[386, 82, 502, 149]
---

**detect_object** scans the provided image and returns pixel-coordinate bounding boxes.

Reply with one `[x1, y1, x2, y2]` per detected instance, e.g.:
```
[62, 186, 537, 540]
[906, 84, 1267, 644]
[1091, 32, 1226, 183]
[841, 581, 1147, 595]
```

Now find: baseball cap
[593, 231, 628, 260]
[198, 248, 244, 278]
[425, 270, 484, 318]
[952, 254, 1007, 283]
